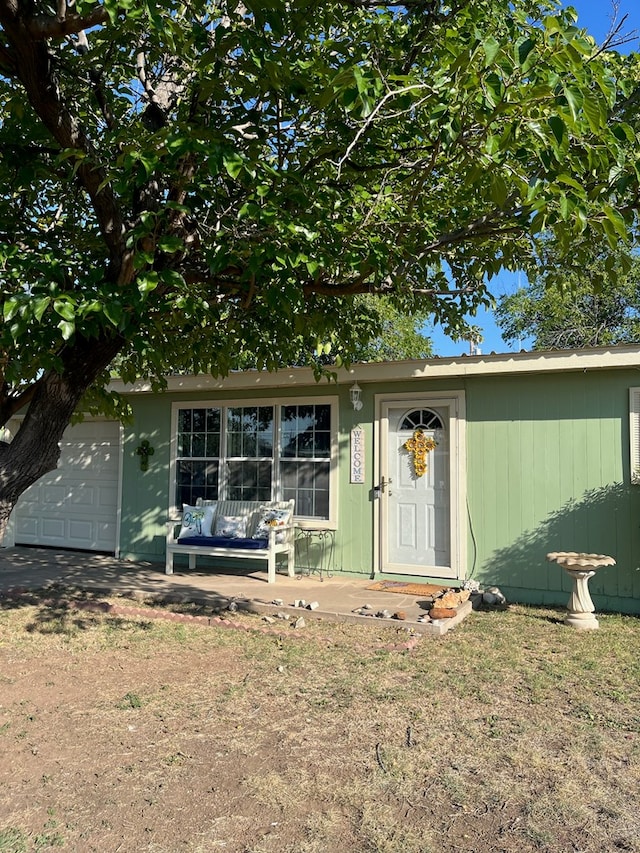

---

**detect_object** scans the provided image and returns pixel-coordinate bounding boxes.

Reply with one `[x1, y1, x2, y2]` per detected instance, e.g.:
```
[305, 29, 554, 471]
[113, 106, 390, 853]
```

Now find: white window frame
[169, 396, 339, 528]
[629, 388, 640, 484]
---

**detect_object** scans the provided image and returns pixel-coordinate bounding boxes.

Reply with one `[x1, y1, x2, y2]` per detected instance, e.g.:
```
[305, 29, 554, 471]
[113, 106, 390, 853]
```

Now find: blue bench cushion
[177, 535, 269, 550]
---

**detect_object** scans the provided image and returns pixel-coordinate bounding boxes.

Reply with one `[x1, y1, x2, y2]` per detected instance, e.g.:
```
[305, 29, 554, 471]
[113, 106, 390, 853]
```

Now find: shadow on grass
[0, 584, 220, 635]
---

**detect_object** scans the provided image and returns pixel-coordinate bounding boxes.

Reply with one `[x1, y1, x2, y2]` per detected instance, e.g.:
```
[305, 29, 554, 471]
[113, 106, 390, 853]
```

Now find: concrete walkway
[0, 546, 473, 635]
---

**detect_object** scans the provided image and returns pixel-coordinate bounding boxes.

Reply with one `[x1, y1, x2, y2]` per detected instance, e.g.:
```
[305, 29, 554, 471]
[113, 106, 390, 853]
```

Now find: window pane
[279, 404, 330, 459]
[314, 431, 330, 457]
[176, 460, 219, 508]
[226, 406, 274, 459]
[227, 430, 242, 457]
[227, 461, 272, 501]
[177, 407, 221, 460]
[315, 405, 330, 430]
[192, 409, 206, 431]
[192, 433, 205, 457]
[206, 409, 220, 433]
[206, 434, 220, 457]
[243, 432, 257, 457]
[280, 460, 330, 520]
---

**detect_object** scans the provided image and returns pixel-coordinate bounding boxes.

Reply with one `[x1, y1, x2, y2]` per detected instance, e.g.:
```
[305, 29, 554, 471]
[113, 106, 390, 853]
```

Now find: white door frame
[373, 390, 466, 579]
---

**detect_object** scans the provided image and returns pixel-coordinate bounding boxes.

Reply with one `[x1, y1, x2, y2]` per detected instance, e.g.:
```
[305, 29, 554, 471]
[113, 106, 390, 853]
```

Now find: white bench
[166, 499, 296, 583]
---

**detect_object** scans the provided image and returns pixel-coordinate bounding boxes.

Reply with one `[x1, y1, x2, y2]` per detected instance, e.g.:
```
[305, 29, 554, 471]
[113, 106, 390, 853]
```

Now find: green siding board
[466, 370, 639, 612]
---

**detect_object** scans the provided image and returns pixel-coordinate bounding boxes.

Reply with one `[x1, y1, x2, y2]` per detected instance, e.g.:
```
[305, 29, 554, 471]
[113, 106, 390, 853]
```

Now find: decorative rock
[293, 616, 306, 629]
[417, 614, 431, 623]
[275, 611, 290, 620]
[429, 606, 457, 619]
[376, 609, 392, 619]
[306, 601, 319, 610]
[481, 586, 506, 605]
[294, 599, 306, 608]
[393, 611, 407, 621]
[227, 601, 238, 612]
[262, 615, 275, 623]
[439, 590, 470, 608]
[272, 598, 284, 606]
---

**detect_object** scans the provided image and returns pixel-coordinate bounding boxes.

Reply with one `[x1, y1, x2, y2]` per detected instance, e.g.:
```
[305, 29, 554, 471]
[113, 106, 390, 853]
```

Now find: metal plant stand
[546, 551, 616, 630]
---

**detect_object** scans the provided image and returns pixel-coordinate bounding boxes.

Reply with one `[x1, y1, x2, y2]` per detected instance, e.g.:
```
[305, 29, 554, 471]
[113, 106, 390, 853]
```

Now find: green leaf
[603, 205, 628, 241]
[514, 37, 535, 70]
[58, 320, 75, 340]
[547, 116, 565, 146]
[103, 302, 123, 328]
[137, 272, 159, 295]
[483, 36, 501, 66]
[53, 299, 76, 321]
[33, 296, 51, 322]
[582, 92, 605, 134]
[563, 86, 583, 121]
[156, 236, 183, 254]
[223, 152, 245, 179]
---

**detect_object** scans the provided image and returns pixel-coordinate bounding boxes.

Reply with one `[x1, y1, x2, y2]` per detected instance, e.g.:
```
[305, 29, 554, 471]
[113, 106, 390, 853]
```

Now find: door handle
[380, 476, 392, 494]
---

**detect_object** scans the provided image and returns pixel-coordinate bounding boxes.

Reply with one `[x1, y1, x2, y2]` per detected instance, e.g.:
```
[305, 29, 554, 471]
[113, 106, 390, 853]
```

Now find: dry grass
[0, 588, 639, 852]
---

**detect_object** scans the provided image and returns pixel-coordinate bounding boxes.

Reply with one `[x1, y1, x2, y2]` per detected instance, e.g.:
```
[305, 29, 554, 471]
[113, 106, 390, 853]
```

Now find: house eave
[110, 344, 640, 395]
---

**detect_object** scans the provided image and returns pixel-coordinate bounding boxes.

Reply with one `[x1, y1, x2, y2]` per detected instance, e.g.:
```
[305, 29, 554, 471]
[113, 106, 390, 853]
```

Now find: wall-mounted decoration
[403, 428, 437, 477]
[135, 439, 155, 471]
[350, 426, 365, 483]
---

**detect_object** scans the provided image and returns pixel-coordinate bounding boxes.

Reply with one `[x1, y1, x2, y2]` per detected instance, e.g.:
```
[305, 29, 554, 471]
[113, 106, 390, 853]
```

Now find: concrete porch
[0, 546, 474, 636]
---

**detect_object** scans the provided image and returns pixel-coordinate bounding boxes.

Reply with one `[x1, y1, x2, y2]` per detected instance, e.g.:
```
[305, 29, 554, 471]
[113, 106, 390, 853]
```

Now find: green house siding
[120, 394, 173, 562]
[465, 370, 640, 613]
[117, 363, 640, 613]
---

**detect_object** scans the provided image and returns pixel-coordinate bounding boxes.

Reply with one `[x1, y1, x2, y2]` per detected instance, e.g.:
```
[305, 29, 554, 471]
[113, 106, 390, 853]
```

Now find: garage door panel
[41, 485, 69, 507]
[42, 519, 67, 539]
[15, 517, 38, 538]
[15, 421, 120, 553]
[68, 520, 94, 542]
[98, 487, 118, 509]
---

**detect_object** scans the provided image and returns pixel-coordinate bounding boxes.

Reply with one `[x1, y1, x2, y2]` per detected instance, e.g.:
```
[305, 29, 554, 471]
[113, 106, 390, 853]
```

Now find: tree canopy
[0, 0, 639, 522]
[495, 250, 640, 350]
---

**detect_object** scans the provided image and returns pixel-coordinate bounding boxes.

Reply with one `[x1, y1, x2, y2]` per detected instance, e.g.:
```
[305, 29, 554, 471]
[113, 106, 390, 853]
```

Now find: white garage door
[15, 420, 121, 553]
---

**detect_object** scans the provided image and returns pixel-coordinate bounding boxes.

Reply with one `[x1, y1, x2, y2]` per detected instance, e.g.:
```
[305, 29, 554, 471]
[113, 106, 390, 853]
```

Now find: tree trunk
[0, 334, 124, 546]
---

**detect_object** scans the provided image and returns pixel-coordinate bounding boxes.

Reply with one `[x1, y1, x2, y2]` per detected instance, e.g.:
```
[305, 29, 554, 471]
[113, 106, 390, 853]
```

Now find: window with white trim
[630, 388, 640, 484]
[173, 400, 335, 520]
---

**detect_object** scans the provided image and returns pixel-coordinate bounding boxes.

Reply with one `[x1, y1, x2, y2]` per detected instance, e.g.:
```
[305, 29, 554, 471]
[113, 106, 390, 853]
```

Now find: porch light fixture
[350, 382, 363, 412]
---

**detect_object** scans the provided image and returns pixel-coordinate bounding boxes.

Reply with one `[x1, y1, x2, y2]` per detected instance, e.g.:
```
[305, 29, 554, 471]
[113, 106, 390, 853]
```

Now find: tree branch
[27, 6, 109, 41]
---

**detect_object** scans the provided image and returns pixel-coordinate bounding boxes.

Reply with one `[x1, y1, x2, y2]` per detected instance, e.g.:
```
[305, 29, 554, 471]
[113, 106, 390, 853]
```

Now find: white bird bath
[546, 551, 616, 630]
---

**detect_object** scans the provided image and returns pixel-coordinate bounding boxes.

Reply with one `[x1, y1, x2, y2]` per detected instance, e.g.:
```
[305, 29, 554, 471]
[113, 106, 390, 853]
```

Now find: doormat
[365, 580, 450, 597]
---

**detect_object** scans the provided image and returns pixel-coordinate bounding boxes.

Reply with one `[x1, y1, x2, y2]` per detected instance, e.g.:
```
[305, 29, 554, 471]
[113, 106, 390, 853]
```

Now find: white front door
[378, 396, 464, 580]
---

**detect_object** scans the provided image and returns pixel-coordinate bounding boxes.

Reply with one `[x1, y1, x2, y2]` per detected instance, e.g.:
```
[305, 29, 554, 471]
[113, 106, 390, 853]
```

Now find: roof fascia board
[110, 346, 640, 395]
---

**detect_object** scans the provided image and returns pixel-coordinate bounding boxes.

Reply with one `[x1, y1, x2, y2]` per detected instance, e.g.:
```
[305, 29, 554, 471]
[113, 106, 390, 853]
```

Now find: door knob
[380, 476, 392, 494]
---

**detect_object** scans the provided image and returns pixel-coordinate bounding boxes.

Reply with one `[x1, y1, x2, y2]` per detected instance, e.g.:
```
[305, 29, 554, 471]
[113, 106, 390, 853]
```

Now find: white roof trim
[111, 345, 640, 395]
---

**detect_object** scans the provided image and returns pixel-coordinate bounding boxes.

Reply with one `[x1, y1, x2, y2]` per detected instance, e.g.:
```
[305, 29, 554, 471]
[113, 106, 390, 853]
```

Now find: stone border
[1, 587, 423, 653]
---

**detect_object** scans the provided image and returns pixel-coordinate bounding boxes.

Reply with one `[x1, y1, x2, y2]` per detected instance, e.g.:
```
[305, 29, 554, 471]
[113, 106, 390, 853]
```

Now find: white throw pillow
[214, 515, 248, 539]
[252, 508, 291, 543]
[178, 504, 216, 539]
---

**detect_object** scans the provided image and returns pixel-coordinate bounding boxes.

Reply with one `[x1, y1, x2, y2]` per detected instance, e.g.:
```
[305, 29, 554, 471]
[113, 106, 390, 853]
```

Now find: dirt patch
[1, 589, 640, 852]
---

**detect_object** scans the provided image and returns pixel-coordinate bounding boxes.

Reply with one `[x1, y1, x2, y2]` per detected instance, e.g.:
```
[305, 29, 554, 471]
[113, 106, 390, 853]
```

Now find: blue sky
[427, 0, 640, 357]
